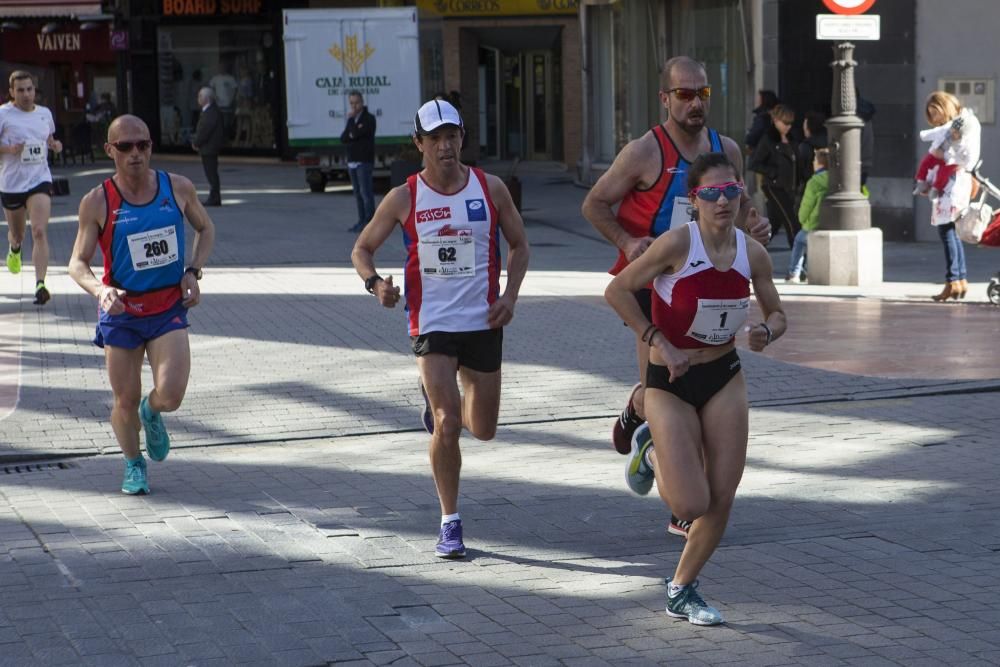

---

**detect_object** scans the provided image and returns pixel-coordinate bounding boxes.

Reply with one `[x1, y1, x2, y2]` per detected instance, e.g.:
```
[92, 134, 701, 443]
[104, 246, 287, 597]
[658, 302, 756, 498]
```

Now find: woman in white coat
[921, 91, 981, 301]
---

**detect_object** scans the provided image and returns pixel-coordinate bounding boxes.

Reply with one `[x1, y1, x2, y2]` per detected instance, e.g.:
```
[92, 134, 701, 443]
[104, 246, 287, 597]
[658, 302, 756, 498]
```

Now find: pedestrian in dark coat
[192, 87, 224, 206]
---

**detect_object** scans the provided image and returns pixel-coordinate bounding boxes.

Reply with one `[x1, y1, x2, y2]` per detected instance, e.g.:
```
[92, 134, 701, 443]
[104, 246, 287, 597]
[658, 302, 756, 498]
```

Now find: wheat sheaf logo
[329, 35, 375, 74]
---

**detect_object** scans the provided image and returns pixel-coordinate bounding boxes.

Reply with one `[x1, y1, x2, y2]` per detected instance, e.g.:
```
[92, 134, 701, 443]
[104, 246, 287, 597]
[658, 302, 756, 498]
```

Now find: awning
[0, 0, 103, 18]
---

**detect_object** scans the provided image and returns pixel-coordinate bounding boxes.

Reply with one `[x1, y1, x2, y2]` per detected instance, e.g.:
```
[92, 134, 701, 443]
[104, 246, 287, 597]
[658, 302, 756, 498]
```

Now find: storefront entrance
[475, 28, 561, 161]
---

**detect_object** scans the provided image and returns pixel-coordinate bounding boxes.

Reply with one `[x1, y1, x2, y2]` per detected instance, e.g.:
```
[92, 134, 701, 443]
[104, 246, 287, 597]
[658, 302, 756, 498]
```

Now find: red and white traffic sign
[822, 0, 876, 14]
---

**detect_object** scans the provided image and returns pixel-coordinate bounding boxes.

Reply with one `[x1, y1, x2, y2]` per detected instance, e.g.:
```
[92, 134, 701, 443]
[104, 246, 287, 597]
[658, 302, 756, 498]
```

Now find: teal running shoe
[625, 423, 655, 495]
[665, 579, 724, 626]
[139, 396, 171, 462]
[6, 247, 21, 274]
[121, 457, 149, 495]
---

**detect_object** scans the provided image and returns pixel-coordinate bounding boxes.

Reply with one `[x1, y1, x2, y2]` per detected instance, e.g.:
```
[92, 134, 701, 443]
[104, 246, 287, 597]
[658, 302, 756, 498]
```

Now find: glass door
[524, 50, 553, 160]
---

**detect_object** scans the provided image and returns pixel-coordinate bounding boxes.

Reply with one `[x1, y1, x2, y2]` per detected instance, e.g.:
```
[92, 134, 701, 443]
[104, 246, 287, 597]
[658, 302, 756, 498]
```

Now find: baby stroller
[970, 163, 1000, 304]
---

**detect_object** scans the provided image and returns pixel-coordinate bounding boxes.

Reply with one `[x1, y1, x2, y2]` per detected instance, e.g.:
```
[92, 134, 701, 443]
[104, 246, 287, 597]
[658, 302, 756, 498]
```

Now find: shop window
[157, 25, 277, 150]
[668, 0, 749, 145]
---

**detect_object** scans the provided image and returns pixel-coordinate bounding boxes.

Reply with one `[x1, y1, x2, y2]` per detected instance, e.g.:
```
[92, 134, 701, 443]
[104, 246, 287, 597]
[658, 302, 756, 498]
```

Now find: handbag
[956, 191, 992, 244]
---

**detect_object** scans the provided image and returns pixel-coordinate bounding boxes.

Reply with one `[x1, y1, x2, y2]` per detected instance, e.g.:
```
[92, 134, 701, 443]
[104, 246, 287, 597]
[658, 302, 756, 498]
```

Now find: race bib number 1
[20, 143, 46, 165]
[127, 227, 179, 272]
[685, 297, 749, 345]
[418, 233, 475, 278]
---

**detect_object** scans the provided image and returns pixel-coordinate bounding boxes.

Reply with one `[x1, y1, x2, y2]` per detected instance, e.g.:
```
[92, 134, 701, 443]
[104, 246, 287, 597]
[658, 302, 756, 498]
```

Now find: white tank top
[0, 103, 55, 193]
[402, 167, 501, 335]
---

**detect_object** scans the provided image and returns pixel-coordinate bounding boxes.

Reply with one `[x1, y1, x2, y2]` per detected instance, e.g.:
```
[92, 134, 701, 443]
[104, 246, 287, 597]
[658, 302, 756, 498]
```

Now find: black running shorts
[1, 181, 53, 211]
[411, 328, 503, 373]
[645, 349, 742, 410]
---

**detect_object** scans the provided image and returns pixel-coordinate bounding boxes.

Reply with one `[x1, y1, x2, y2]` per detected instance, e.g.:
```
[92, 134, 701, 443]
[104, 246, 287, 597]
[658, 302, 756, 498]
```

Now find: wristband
[759, 322, 773, 345]
[364, 274, 383, 295]
[640, 323, 657, 343]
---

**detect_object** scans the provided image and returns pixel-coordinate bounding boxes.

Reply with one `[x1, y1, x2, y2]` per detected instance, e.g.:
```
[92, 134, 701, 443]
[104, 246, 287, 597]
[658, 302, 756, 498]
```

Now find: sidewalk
[0, 159, 999, 665]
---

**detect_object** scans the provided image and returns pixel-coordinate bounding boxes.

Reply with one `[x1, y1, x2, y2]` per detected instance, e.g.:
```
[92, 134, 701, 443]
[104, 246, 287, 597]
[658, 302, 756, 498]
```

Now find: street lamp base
[807, 228, 883, 286]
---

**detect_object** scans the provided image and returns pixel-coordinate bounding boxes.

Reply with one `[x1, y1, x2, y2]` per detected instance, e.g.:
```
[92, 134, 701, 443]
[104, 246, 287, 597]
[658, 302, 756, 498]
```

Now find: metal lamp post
[819, 41, 870, 230]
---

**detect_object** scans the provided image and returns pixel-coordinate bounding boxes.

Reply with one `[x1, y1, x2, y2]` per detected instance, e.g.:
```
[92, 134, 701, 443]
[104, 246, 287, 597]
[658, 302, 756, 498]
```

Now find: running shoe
[121, 457, 149, 495]
[625, 423, 655, 496]
[6, 247, 21, 274]
[612, 383, 644, 454]
[33, 281, 50, 305]
[139, 396, 171, 462]
[668, 515, 692, 539]
[435, 520, 466, 559]
[418, 378, 433, 434]
[665, 579, 724, 626]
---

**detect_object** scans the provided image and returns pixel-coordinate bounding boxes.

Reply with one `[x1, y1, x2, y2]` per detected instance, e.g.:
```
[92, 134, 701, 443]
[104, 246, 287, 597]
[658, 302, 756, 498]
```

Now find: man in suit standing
[192, 87, 224, 206]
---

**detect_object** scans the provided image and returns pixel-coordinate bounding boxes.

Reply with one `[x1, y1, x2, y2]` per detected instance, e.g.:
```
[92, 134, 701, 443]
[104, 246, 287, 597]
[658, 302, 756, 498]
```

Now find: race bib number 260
[126, 227, 179, 272]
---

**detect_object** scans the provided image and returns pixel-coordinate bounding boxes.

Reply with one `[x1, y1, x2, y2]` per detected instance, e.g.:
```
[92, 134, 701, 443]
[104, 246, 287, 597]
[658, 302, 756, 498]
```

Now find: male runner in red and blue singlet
[582, 56, 771, 537]
[69, 115, 215, 495]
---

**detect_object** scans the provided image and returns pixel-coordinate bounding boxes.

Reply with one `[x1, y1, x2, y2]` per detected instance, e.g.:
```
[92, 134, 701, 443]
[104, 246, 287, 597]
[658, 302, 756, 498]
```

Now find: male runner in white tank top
[0, 70, 62, 305]
[352, 99, 529, 559]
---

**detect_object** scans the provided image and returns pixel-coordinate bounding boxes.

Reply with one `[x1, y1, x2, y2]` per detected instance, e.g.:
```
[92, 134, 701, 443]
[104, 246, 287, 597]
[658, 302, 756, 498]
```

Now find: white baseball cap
[414, 99, 463, 135]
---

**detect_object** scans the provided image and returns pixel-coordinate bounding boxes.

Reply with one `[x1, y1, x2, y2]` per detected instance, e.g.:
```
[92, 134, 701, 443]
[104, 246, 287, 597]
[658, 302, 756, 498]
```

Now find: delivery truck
[283, 7, 424, 192]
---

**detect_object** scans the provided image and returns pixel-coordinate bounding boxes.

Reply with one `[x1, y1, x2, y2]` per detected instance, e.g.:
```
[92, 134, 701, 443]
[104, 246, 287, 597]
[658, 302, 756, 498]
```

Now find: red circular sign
[822, 0, 876, 14]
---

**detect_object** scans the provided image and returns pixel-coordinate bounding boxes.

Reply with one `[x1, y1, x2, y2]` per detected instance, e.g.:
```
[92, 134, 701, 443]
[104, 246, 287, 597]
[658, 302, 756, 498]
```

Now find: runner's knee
[467, 420, 496, 441]
[30, 225, 46, 242]
[668, 491, 710, 523]
[154, 387, 186, 412]
[435, 412, 462, 441]
[113, 391, 140, 414]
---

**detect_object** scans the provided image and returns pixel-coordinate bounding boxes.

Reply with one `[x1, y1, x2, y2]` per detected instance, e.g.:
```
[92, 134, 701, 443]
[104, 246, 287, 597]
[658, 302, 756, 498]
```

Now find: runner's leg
[105, 344, 145, 459]
[418, 354, 463, 515]
[458, 365, 501, 441]
[144, 328, 191, 413]
[25, 193, 51, 282]
[671, 372, 748, 585]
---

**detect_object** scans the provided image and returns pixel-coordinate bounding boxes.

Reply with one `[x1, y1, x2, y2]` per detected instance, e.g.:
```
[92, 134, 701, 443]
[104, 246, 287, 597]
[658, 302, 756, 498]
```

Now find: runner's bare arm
[582, 134, 658, 260]
[721, 135, 770, 245]
[171, 174, 215, 270]
[46, 133, 62, 154]
[605, 228, 692, 380]
[352, 184, 409, 307]
[171, 174, 215, 308]
[746, 237, 786, 351]
[486, 174, 530, 327]
[68, 187, 108, 298]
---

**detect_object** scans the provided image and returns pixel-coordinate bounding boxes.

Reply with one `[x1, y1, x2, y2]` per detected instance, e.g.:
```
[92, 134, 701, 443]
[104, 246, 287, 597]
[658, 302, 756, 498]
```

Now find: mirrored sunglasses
[691, 182, 744, 202]
[110, 140, 152, 153]
[667, 86, 711, 102]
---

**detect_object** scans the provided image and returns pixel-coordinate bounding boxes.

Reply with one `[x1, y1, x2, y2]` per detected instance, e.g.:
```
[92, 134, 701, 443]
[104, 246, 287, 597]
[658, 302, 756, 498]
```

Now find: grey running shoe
[625, 423, 655, 495]
[665, 579, 723, 626]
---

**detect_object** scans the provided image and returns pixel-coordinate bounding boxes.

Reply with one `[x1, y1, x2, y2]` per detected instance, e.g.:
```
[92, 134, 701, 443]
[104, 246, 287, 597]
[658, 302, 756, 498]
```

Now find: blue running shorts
[93, 300, 189, 349]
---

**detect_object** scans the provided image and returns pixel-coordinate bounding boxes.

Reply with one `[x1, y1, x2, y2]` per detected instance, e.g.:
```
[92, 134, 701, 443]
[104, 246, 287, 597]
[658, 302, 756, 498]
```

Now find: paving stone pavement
[0, 159, 999, 665]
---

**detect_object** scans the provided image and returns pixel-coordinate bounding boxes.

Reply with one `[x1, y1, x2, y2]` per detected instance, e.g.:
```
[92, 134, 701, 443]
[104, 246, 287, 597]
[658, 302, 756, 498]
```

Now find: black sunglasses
[110, 140, 152, 153]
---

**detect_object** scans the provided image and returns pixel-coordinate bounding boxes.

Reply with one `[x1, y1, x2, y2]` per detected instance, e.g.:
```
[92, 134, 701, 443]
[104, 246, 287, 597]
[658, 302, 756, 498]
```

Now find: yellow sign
[416, 0, 578, 17]
[329, 35, 375, 74]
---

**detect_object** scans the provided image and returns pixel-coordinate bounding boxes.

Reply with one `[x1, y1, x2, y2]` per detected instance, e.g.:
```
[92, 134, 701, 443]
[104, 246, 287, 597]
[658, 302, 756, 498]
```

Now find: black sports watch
[185, 266, 203, 281]
[364, 274, 383, 294]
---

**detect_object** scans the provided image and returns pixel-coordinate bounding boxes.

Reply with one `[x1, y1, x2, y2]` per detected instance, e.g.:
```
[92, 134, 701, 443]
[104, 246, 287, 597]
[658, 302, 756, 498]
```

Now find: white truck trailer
[283, 7, 424, 192]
